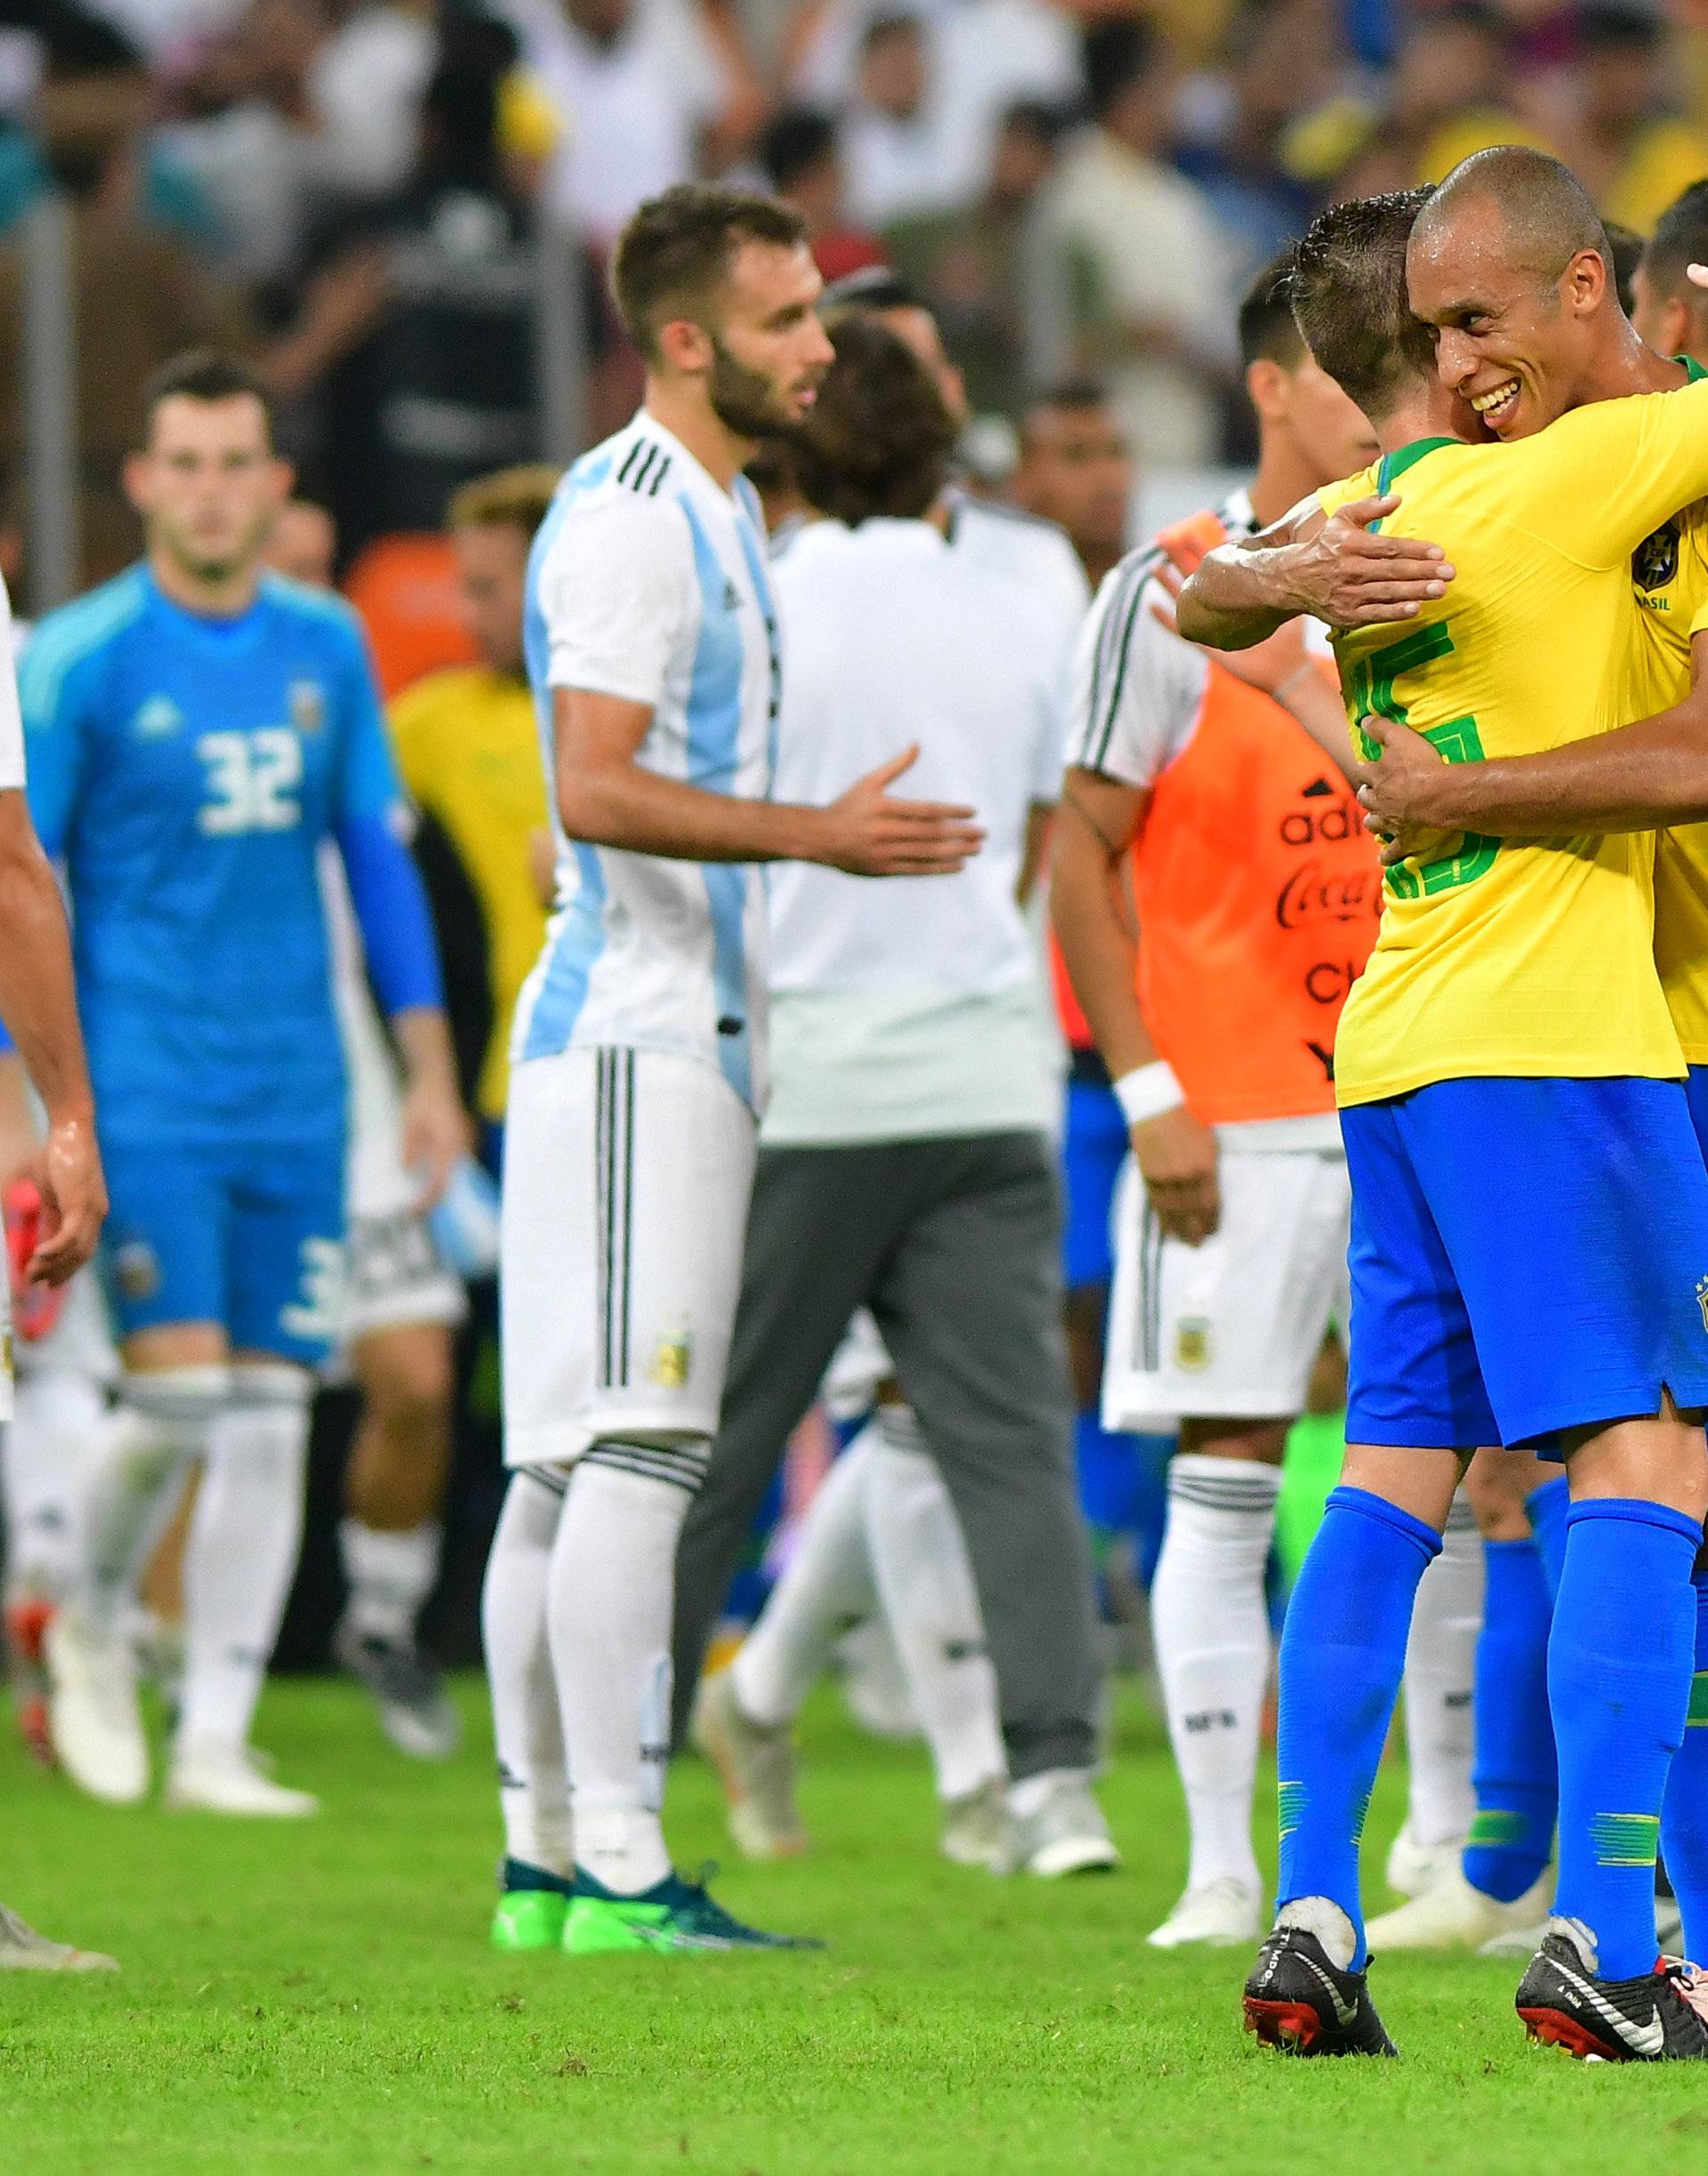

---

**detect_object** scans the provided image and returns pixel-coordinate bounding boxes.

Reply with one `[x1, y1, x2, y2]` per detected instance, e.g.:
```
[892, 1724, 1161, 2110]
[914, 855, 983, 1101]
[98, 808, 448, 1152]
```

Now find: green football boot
[563, 1866, 825, 1955]
[490, 1860, 573, 1953]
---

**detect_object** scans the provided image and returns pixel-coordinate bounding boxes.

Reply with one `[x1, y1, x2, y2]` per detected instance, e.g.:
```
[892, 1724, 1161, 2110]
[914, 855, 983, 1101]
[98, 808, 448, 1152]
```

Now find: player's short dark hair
[1603, 219, 1645, 315]
[760, 107, 839, 194]
[1018, 378, 1113, 449]
[821, 264, 926, 316]
[139, 350, 273, 447]
[1642, 180, 1708, 308]
[611, 183, 810, 363]
[788, 313, 956, 526]
[1290, 189, 1435, 421]
[1238, 247, 1306, 370]
[1418, 145, 1610, 292]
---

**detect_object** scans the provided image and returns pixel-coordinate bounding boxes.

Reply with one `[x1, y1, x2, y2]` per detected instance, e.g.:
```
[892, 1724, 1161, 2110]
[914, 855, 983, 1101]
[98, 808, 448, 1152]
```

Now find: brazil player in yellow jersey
[1178, 165, 1708, 2062]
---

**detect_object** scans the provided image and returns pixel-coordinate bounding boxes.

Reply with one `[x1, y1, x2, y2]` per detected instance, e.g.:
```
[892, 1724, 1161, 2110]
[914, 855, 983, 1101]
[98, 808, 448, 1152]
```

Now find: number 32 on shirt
[196, 728, 303, 835]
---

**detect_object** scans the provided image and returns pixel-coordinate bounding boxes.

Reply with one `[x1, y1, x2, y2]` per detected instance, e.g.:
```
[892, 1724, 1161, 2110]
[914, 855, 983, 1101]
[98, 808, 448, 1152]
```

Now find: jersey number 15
[196, 729, 303, 836]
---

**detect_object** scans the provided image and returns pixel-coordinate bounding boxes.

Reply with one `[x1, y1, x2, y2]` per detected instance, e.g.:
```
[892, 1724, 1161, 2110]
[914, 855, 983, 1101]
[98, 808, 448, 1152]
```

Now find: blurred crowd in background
[7, 0, 1708, 592]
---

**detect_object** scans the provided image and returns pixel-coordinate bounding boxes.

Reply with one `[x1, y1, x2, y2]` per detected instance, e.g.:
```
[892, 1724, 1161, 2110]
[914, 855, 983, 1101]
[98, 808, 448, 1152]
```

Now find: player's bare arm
[1149, 562, 1361, 784]
[1051, 767, 1219, 1246]
[1173, 492, 1454, 649]
[1358, 626, 1708, 856]
[554, 688, 985, 877]
[1015, 803, 1053, 907]
[0, 789, 104, 1283]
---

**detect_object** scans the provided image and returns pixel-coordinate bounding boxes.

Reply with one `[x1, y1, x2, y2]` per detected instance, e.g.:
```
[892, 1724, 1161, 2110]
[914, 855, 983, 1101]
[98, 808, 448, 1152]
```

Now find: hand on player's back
[30, 1111, 106, 1285]
[1275, 496, 1454, 631]
[818, 747, 986, 878]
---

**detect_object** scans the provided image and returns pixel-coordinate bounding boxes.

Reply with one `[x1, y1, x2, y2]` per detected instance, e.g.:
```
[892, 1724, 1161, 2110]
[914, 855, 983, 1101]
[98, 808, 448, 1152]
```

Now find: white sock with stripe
[864, 1408, 1004, 1802]
[482, 1470, 572, 1875]
[551, 1439, 709, 1896]
[1149, 1453, 1281, 1897]
[1400, 1489, 1483, 1850]
[730, 1433, 877, 1730]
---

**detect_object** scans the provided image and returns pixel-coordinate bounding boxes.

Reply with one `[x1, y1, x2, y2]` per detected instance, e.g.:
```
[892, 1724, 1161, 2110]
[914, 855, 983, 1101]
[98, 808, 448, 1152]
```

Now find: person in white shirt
[673, 311, 1115, 1878]
[480, 181, 980, 1956]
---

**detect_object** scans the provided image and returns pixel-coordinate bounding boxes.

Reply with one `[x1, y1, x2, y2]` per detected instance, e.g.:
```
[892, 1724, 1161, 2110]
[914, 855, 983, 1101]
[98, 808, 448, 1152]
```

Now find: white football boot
[939, 1777, 1012, 1872]
[44, 1608, 148, 1805]
[1366, 1863, 1553, 1951]
[1385, 1817, 1467, 1901]
[0, 1902, 117, 1972]
[1003, 1772, 1121, 1877]
[690, 1671, 808, 1859]
[1147, 1876, 1263, 1949]
[165, 1737, 318, 1817]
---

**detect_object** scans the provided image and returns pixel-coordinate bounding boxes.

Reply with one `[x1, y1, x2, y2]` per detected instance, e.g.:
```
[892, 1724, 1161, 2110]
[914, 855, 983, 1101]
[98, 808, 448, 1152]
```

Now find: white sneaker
[1366, 1864, 1552, 1952]
[1385, 1817, 1466, 1900]
[1147, 1876, 1262, 1949]
[1004, 1774, 1121, 1877]
[165, 1738, 318, 1817]
[939, 1777, 1012, 1872]
[689, 1672, 808, 1859]
[0, 1901, 117, 1972]
[44, 1608, 148, 1805]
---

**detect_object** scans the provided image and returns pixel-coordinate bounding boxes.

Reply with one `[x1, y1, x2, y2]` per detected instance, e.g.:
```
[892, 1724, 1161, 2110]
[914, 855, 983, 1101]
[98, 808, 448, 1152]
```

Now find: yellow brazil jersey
[1319, 377, 1708, 1106]
[389, 666, 550, 1122]
[1622, 361, 1708, 1064]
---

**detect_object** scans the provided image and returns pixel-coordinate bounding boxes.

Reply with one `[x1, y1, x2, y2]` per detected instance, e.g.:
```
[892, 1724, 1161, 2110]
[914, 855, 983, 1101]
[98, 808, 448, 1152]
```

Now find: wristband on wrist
[1113, 1060, 1185, 1126]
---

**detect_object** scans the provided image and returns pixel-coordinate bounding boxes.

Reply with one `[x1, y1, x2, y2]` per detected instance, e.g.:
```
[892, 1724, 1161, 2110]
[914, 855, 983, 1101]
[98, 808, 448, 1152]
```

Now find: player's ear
[1565, 246, 1606, 317]
[121, 450, 151, 517]
[1245, 358, 1287, 425]
[657, 315, 713, 379]
[270, 458, 296, 505]
[1663, 294, 1693, 362]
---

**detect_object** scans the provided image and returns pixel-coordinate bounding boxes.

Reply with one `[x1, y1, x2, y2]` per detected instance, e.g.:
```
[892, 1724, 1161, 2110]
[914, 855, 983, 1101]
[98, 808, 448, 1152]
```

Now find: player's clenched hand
[1355, 713, 1463, 866]
[1132, 1105, 1220, 1247]
[29, 1108, 105, 1285]
[818, 747, 986, 877]
[1276, 496, 1454, 630]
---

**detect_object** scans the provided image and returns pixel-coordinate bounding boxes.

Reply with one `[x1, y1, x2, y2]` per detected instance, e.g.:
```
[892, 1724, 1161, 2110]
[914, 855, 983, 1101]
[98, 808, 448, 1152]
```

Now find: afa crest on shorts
[1633, 521, 1680, 594]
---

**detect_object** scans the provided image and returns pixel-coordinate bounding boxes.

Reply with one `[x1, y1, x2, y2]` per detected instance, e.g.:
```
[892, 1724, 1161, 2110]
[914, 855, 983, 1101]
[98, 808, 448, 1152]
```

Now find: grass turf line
[4, 1677, 1704, 2174]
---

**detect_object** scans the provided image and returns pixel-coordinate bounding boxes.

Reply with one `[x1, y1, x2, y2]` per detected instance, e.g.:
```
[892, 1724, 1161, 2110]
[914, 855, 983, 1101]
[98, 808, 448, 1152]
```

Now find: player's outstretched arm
[1052, 769, 1219, 1245]
[0, 793, 104, 1284]
[1358, 629, 1708, 851]
[1174, 494, 1454, 650]
[554, 689, 984, 877]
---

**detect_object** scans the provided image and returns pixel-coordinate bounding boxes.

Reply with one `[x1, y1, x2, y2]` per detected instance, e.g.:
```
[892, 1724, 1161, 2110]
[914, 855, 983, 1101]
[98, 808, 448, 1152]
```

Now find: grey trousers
[671, 1130, 1101, 1778]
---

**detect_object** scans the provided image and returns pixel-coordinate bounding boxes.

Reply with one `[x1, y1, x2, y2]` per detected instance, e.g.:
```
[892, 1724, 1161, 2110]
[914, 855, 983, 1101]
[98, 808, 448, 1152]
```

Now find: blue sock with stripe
[1660, 1539, 1708, 1962]
[1462, 1537, 1556, 1903]
[1276, 1485, 1440, 1970]
[1525, 1473, 1570, 1599]
[1551, 1498, 1700, 1980]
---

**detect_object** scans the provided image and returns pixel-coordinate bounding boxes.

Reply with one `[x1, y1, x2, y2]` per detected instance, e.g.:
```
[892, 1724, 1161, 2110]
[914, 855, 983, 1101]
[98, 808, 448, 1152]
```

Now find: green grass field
[4, 1675, 1705, 2175]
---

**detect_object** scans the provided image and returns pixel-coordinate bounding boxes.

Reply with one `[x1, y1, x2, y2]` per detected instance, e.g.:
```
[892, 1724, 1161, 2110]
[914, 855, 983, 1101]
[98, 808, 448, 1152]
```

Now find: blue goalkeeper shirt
[19, 565, 438, 1145]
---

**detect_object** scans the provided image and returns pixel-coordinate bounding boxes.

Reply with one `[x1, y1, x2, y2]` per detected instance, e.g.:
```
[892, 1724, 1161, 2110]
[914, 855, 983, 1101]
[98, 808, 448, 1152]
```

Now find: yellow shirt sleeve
[1315, 466, 1381, 524]
[1504, 377, 1708, 569]
[385, 684, 439, 810]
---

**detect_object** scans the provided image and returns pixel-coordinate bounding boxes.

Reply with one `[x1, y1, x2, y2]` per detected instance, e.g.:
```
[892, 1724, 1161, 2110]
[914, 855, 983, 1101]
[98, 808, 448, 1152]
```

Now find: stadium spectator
[515, 0, 740, 246]
[1559, 3, 1708, 235]
[757, 104, 885, 283]
[840, 14, 960, 228]
[882, 99, 1065, 423]
[292, 24, 544, 562]
[1009, 378, 1132, 592]
[1038, 17, 1235, 468]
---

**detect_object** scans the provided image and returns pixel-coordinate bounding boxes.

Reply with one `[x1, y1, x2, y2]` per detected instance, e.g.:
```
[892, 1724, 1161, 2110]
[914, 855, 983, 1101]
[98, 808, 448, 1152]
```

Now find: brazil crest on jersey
[20, 567, 411, 1143]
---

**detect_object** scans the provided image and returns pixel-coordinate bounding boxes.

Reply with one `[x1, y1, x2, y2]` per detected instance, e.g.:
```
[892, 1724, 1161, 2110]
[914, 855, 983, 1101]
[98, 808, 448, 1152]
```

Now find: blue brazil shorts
[1341, 1076, 1708, 1451]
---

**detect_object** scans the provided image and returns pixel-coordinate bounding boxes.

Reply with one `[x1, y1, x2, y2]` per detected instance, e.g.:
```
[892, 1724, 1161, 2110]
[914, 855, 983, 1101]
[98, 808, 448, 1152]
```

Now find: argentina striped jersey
[512, 410, 781, 1112]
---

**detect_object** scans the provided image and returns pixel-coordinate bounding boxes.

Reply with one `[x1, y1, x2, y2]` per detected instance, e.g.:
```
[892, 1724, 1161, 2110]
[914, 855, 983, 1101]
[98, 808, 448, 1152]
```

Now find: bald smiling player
[1179, 158, 1708, 2064]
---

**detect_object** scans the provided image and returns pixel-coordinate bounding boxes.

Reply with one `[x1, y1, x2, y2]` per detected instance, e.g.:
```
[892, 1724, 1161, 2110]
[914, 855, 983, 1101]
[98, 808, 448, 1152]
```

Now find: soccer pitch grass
[5, 1679, 1705, 2175]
